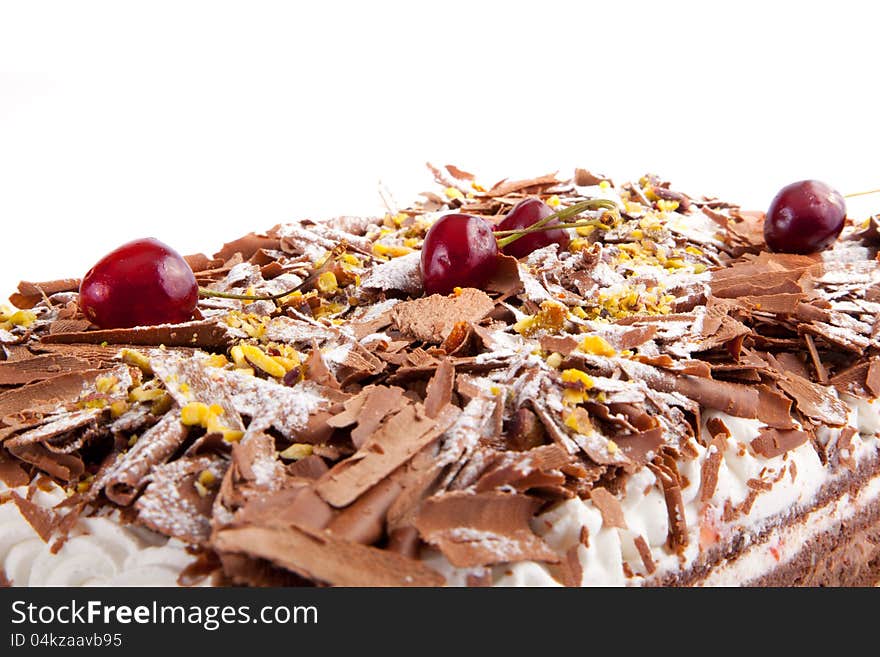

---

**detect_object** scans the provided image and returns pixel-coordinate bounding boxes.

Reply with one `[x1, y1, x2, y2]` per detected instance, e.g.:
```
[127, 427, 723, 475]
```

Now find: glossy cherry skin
[496, 197, 570, 259]
[79, 238, 198, 329]
[420, 214, 499, 295]
[764, 180, 846, 254]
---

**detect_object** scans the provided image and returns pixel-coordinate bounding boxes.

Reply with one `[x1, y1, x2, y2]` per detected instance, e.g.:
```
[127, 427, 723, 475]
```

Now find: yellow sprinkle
[273, 356, 299, 372]
[546, 195, 561, 208]
[514, 300, 568, 337]
[569, 238, 591, 252]
[198, 470, 216, 487]
[693, 263, 708, 274]
[625, 201, 644, 215]
[561, 368, 594, 390]
[563, 389, 589, 405]
[120, 348, 153, 375]
[656, 199, 680, 213]
[230, 345, 248, 369]
[151, 393, 173, 415]
[194, 481, 210, 497]
[7, 310, 36, 328]
[546, 352, 563, 369]
[95, 376, 118, 394]
[599, 180, 611, 190]
[564, 408, 593, 434]
[221, 429, 245, 442]
[340, 253, 361, 266]
[453, 286, 464, 296]
[579, 335, 616, 357]
[444, 186, 465, 201]
[178, 382, 192, 399]
[317, 271, 339, 294]
[205, 354, 230, 368]
[279, 443, 313, 461]
[629, 229, 644, 240]
[128, 433, 138, 447]
[110, 400, 128, 418]
[607, 440, 619, 454]
[373, 243, 413, 258]
[181, 402, 210, 426]
[685, 246, 703, 256]
[128, 386, 165, 402]
[403, 237, 420, 249]
[575, 224, 596, 237]
[240, 344, 286, 378]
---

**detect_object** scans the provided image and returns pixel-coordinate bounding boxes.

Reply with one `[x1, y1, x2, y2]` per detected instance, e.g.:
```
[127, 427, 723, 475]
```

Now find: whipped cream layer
[0, 483, 196, 586]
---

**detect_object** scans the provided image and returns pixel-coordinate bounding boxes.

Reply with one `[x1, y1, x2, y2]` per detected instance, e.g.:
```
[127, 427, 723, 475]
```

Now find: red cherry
[420, 214, 499, 295]
[79, 238, 198, 329]
[496, 198, 571, 258]
[764, 180, 846, 254]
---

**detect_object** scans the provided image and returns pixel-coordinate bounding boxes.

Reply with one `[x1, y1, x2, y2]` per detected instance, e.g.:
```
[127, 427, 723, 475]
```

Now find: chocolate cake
[1, 164, 879, 587]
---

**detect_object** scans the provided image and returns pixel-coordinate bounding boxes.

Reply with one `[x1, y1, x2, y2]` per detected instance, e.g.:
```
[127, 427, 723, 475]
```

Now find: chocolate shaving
[0, 449, 29, 487]
[589, 487, 627, 529]
[834, 426, 858, 471]
[633, 535, 656, 575]
[424, 360, 455, 419]
[474, 444, 569, 493]
[867, 360, 880, 398]
[9, 279, 79, 309]
[233, 485, 334, 533]
[774, 368, 848, 426]
[698, 436, 726, 502]
[550, 545, 584, 587]
[651, 459, 688, 552]
[213, 523, 444, 586]
[104, 412, 189, 505]
[326, 477, 402, 544]
[214, 233, 280, 263]
[574, 168, 610, 186]
[414, 491, 559, 568]
[329, 385, 405, 449]
[316, 404, 459, 507]
[136, 455, 227, 544]
[9, 443, 84, 482]
[0, 354, 94, 386]
[613, 428, 664, 467]
[487, 173, 561, 197]
[803, 333, 828, 384]
[392, 289, 495, 343]
[539, 335, 579, 356]
[10, 490, 56, 542]
[48, 319, 93, 335]
[0, 369, 109, 419]
[485, 254, 523, 297]
[41, 319, 235, 349]
[286, 455, 329, 480]
[750, 428, 809, 459]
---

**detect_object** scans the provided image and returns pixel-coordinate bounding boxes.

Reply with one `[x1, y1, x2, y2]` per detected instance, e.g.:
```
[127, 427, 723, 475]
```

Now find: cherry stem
[844, 188, 880, 199]
[494, 199, 619, 249]
[493, 220, 612, 237]
[197, 243, 348, 302]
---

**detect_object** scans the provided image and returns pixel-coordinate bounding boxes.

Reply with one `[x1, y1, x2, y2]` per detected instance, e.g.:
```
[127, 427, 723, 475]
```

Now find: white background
[1, 1, 878, 299]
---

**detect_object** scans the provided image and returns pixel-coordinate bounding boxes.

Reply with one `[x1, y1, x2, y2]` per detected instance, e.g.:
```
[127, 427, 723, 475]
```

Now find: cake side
[1, 166, 879, 586]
